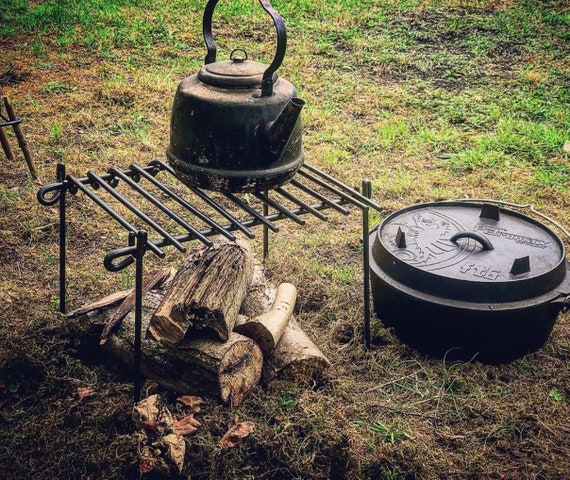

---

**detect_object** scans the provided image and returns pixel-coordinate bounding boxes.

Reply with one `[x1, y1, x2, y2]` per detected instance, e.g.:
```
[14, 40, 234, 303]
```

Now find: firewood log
[78, 287, 262, 405]
[174, 332, 262, 406]
[149, 238, 254, 343]
[240, 265, 331, 386]
[234, 283, 296, 354]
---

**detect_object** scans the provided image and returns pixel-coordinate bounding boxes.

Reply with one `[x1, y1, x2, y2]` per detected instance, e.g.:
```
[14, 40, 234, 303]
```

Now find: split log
[240, 266, 331, 386]
[263, 316, 331, 386]
[174, 332, 263, 406]
[68, 290, 132, 318]
[66, 267, 173, 320]
[82, 290, 196, 393]
[78, 286, 262, 405]
[149, 239, 254, 343]
[99, 267, 173, 345]
[234, 283, 296, 354]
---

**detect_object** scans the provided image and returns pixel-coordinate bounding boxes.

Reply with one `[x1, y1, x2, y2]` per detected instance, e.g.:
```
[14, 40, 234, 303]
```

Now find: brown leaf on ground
[219, 421, 255, 449]
[132, 394, 174, 437]
[176, 395, 205, 412]
[172, 413, 201, 436]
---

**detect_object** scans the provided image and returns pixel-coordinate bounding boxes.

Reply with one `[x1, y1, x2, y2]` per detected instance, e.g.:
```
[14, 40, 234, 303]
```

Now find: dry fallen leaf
[172, 414, 201, 436]
[160, 433, 186, 473]
[176, 395, 205, 411]
[220, 421, 255, 449]
[132, 394, 174, 436]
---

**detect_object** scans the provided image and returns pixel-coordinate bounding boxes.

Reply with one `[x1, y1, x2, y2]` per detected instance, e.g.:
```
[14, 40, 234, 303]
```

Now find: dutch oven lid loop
[201, 0, 286, 95]
[372, 201, 569, 304]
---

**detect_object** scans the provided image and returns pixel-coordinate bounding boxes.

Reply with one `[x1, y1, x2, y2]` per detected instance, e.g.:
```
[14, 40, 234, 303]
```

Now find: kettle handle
[202, 0, 287, 97]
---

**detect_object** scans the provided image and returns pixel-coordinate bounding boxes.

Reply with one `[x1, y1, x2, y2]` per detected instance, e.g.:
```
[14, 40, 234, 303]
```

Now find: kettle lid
[198, 48, 277, 89]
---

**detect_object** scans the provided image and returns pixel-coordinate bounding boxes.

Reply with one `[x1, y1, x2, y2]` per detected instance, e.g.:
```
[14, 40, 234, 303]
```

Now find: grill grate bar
[297, 169, 368, 210]
[274, 186, 328, 221]
[302, 163, 383, 211]
[253, 190, 306, 225]
[148, 160, 250, 239]
[129, 162, 229, 244]
[224, 191, 280, 232]
[86, 170, 187, 253]
[108, 166, 214, 248]
[289, 178, 350, 215]
[39, 162, 371, 269]
[66, 174, 166, 258]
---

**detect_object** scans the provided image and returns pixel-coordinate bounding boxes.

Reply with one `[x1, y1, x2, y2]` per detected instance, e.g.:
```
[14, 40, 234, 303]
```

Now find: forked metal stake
[0, 96, 37, 179]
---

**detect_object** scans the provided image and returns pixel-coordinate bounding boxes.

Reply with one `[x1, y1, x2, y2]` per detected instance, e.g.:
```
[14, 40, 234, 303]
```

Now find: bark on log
[175, 333, 263, 406]
[240, 265, 331, 386]
[78, 286, 262, 405]
[263, 316, 331, 386]
[100, 267, 173, 345]
[149, 239, 254, 343]
[234, 283, 296, 354]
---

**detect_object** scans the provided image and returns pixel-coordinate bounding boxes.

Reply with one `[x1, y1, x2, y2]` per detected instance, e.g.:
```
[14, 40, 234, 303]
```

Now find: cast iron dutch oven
[369, 201, 570, 363]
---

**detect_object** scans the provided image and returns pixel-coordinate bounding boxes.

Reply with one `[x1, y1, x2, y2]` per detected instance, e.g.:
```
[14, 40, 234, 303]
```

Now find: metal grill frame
[38, 160, 381, 401]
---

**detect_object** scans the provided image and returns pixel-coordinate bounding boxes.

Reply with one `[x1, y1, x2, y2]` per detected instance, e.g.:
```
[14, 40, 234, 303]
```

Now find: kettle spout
[265, 97, 305, 158]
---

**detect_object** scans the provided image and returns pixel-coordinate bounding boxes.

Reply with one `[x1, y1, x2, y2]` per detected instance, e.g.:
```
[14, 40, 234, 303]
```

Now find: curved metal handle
[37, 182, 64, 206]
[450, 231, 494, 251]
[202, 0, 287, 97]
[104, 247, 136, 272]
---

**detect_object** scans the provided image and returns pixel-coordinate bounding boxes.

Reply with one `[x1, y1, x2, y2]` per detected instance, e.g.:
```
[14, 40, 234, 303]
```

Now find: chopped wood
[85, 290, 198, 393]
[263, 316, 331, 386]
[99, 267, 173, 345]
[68, 267, 173, 319]
[234, 283, 297, 354]
[240, 265, 331, 386]
[68, 290, 132, 318]
[175, 332, 263, 406]
[149, 238, 254, 343]
[78, 285, 262, 405]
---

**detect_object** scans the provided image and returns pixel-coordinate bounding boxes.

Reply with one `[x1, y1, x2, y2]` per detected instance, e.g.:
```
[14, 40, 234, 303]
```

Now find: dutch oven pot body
[167, 0, 304, 193]
[369, 201, 570, 363]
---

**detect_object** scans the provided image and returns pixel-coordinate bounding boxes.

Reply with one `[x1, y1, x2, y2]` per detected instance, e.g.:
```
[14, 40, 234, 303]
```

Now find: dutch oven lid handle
[450, 231, 494, 251]
[202, 0, 287, 97]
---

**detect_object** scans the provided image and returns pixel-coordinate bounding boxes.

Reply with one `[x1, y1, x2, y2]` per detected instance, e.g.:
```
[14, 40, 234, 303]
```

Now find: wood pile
[70, 238, 330, 405]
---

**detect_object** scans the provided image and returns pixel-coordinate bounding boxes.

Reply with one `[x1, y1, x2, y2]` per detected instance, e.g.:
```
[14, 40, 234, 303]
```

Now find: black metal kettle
[167, 0, 305, 193]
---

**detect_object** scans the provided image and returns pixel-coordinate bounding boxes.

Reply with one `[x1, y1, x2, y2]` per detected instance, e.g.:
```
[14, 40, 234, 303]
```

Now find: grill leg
[362, 180, 372, 350]
[263, 190, 269, 259]
[57, 163, 67, 314]
[133, 229, 148, 403]
[0, 125, 14, 161]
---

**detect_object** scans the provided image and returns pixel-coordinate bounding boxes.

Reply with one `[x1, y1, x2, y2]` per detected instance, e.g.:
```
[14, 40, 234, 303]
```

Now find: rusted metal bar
[2, 96, 37, 179]
[0, 123, 14, 161]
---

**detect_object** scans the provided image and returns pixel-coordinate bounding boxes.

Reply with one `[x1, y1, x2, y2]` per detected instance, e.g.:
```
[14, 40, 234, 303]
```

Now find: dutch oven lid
[198, 49, 278, 89]
[373, 201, 569, 303]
